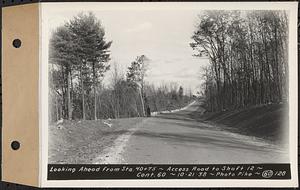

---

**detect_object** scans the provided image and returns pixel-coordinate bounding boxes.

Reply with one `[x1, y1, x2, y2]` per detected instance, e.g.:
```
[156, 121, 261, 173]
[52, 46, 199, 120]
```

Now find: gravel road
[93, 101, 288, 164]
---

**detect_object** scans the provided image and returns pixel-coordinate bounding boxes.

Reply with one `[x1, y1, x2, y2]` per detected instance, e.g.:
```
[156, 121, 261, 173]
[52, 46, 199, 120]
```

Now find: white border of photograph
[40, 2, 298, 187]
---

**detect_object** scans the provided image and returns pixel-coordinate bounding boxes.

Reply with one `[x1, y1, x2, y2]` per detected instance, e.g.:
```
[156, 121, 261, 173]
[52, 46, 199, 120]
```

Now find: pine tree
[49, 12, 112, 120]
[67, 12, 112, 120]
[126, 55, 149, 117]
[49, 25, 77, 120]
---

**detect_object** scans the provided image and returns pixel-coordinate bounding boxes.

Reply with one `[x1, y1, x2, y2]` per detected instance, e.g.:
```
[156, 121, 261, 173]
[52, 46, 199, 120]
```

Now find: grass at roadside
[191, 103, 289, 145]
[48, 118, 144, 164]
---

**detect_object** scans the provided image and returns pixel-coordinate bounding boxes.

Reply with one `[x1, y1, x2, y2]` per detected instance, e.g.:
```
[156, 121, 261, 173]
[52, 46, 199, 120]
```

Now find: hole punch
[11, 141, 20, 150]
[12, 39, 22, 48]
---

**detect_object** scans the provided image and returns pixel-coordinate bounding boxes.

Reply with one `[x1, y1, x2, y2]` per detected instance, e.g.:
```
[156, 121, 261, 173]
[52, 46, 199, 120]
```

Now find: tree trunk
[55, 95, 59, 121]
[139, 87, 145, 117]
[94, 85, 97, 120]
[93, 63, 98, 120]
[80, 66, 86, 120]
[67, 71, 72, 120]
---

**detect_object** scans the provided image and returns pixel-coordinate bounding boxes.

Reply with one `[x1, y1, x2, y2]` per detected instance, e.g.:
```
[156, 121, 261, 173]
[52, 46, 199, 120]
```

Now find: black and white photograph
[40, 2, 298, 187]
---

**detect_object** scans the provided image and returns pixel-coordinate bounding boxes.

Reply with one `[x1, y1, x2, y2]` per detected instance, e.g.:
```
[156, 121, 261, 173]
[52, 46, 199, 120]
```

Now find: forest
[49, 13, 192, 122]
[49, 10, 288, 122]
[190, 10, 289, 112]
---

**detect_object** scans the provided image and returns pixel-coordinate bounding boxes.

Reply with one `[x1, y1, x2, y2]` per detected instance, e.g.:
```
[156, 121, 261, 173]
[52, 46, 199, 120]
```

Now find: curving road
[93, 101, 288, 164]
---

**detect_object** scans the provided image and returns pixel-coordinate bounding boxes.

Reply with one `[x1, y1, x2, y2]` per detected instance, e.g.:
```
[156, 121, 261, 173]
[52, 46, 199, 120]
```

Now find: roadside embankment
[48, 118, 144, 164]
[191, 103, 289, 145]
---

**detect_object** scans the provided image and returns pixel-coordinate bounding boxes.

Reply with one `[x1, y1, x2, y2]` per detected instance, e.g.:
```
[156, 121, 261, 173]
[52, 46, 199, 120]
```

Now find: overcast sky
[43, 3, 209, 94]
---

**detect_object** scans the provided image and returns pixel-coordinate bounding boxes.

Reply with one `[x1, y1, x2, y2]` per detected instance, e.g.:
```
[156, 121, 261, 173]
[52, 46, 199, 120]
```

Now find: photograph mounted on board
[40, 2, 298, 187]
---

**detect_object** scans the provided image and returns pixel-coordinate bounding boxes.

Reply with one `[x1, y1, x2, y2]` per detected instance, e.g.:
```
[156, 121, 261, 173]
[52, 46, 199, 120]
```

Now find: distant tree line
[95, 61, 192, 119]
[191, 10, 288, 112]
[49, 12, 192, 122]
